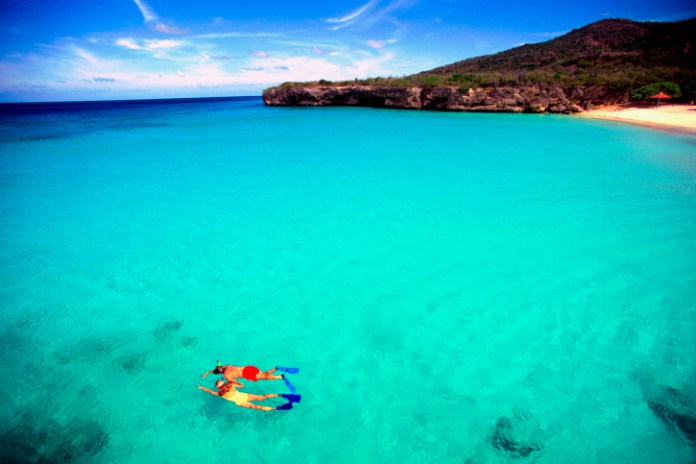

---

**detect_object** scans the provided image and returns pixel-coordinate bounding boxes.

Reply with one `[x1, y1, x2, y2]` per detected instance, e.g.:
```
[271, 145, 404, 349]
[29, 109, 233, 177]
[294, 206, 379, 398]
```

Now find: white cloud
[116, 38, 142, 50]
[131, 0, 186, 35]
[72, 47, 102, 67]
[235, 51, 398, 85]
[132, 0, 157, 23]
[0, 40, 415, 101]
[155, 23, 187, 35]
[145, 39, 182, 49]
[367, 39, 397, 49]
[327, 0, 379, 28]
[349, 50, 397, 77]
[115, 38, 183, 52]
[0, 3, 432, 102]
[327, 0, 417, 31]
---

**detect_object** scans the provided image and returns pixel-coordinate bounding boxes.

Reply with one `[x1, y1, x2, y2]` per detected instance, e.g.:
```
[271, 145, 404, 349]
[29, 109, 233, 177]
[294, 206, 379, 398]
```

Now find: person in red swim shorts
[201, 361, 282, 385]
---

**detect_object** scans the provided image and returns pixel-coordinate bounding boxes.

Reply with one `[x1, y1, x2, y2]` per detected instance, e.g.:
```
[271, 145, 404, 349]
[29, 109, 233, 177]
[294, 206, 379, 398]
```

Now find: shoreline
[577, 103, 696, 135]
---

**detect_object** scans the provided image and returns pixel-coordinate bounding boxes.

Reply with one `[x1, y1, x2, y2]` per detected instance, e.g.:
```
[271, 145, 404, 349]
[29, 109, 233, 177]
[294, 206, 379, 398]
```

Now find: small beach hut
[648, 92, 671, 105]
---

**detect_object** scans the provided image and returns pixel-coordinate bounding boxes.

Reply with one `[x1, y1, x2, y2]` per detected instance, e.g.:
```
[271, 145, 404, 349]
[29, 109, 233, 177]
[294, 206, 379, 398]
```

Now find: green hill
[264, 17, 696, 111]
[418, 18, 696, 95]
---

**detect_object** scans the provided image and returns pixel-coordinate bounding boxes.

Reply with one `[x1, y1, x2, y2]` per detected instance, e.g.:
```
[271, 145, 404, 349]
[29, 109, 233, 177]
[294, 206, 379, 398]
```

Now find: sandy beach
[579, 103, 696, 135]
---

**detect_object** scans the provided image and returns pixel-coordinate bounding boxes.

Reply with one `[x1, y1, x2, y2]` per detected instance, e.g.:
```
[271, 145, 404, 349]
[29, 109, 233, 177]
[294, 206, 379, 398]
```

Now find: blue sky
[1, 0, 694, 102]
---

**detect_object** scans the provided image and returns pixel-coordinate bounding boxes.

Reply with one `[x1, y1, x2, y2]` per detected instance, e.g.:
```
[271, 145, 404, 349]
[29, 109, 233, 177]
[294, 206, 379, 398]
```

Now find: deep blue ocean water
[1, 97, 695, 463]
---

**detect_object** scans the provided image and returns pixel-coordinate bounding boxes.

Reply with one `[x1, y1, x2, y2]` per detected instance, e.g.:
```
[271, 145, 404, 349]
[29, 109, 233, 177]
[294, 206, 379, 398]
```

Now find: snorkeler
[198, 379, 301, 411]
[201, 361, 300, 392]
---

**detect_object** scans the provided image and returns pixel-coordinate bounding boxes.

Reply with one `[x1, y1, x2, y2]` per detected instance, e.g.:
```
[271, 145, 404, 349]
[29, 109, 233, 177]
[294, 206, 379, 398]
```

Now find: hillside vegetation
[267, 18, 696, 103]
[420, 18, 696, 98]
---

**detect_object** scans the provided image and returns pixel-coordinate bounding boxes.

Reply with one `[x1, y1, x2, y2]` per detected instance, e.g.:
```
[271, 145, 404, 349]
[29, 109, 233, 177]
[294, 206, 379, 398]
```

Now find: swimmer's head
[213, 365, 224, 374]
[215, 379, 225, 389]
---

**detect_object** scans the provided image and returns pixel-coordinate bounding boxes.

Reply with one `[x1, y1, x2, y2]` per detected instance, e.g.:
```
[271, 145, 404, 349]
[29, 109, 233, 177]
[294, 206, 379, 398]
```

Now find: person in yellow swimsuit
[201, 361, 300, 393]
[198, 379, 300, 411]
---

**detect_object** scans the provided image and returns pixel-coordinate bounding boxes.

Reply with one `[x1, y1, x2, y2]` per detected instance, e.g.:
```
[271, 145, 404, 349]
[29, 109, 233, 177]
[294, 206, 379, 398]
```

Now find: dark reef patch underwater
[0, 412, 109, 463]
[646, 386, 696, 447]
[487, 412, 544, 460]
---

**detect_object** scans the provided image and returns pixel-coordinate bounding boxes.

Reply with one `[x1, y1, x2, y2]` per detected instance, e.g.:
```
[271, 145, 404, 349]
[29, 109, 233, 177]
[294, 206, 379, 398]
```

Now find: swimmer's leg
[240, 402, 274, 412]
[256, 368, 283, 381]
[247, 393, 280, 402]
[243, 393, 281, 412]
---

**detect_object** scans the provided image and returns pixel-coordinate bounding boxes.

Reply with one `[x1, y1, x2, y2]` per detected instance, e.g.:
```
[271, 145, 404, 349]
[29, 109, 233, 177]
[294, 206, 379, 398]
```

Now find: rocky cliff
[263, 84, 629, 113]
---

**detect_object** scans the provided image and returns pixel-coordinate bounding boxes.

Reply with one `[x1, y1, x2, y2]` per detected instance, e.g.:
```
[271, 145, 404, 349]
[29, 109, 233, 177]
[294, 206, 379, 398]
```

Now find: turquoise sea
[1, 97, 695, 463]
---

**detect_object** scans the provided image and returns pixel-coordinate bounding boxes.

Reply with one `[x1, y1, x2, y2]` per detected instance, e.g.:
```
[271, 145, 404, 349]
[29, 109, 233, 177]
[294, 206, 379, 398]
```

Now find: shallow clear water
[1, 97, 695, 463]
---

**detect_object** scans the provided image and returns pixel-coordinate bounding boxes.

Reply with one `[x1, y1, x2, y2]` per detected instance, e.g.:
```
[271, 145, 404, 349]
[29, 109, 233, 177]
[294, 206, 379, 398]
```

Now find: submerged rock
[646, 386, 696, 446]
[0, 412, 109, 463]
[152, 319, 183, 342]
[487, 410, 544, 461]
[115, 352, 148, 373]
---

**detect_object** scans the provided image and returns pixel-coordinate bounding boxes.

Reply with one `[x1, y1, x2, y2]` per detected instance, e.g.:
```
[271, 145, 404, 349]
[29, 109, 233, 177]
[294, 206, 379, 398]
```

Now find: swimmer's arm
[201, 370, 213, 379]
[198, 385, 219, 396]
[229, 378, 244, 388]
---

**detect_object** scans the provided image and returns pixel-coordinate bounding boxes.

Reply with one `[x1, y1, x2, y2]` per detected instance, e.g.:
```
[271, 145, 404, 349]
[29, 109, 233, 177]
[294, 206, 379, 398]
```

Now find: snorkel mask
[213, 360, 223, 374]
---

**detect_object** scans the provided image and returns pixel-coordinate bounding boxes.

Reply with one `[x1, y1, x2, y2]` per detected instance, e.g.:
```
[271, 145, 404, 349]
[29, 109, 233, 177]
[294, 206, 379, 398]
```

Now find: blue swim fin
[282, 375, 297, 393]
[281, 394, 301, 403]
[276, 366, 300, 374]
[276, 402, 293, 411]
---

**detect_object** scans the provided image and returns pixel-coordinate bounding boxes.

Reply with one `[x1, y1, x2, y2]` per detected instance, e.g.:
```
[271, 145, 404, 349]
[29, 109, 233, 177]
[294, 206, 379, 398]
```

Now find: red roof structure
[649, 92, 672, 99]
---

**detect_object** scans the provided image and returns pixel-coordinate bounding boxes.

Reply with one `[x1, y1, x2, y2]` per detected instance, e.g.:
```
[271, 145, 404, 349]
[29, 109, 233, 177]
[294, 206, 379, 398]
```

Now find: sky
[0, 0, 694, 102]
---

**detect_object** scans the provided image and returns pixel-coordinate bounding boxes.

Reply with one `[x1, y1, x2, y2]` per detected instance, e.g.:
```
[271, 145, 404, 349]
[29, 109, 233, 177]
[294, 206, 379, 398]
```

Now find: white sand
[579, 104, 696, 134]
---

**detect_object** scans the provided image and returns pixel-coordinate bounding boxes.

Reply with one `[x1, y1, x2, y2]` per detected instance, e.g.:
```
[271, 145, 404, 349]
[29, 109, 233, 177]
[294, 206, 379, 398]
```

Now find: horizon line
[0, 94, 264, 106]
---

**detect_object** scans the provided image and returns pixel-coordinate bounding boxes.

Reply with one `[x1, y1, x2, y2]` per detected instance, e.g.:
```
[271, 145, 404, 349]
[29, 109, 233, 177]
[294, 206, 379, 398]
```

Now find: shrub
[420, 75, 443, 87]
[630, 82, 682, 100]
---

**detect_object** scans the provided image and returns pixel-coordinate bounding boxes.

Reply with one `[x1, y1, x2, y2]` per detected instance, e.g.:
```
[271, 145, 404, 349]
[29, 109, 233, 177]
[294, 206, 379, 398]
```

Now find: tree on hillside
[630, 82, 682, 101]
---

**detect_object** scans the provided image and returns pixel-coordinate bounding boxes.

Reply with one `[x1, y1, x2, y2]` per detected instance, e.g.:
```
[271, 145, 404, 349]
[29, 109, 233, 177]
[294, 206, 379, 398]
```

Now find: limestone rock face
[262, 85, 422, 109]
[263, 84, 591, 114]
